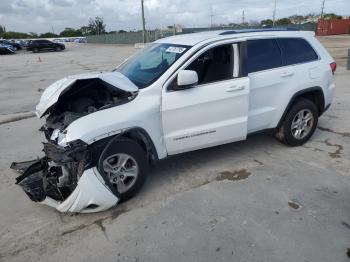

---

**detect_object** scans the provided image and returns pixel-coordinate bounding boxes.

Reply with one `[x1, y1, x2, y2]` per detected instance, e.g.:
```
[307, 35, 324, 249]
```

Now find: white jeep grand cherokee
[11, 29, 336, 213]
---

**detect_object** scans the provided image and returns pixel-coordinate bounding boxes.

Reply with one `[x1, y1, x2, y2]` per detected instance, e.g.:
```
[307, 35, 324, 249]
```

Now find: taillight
[330, 62, 337, 74]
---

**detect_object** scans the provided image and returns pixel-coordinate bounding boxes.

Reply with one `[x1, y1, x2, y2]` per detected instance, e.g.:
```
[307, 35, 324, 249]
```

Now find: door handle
[226, 85, 245, 92]
[280, 71, 294, 77]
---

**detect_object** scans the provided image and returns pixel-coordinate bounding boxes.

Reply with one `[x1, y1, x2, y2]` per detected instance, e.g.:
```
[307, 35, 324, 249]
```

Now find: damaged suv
[11, 29, 336, 213]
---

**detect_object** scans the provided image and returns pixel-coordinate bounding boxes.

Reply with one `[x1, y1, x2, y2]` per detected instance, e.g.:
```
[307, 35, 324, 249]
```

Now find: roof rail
[219, 28, 300, 35]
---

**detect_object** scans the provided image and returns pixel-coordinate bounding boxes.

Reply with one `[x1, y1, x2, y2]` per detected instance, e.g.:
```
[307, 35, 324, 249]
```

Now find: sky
[0, 0, 349, 34]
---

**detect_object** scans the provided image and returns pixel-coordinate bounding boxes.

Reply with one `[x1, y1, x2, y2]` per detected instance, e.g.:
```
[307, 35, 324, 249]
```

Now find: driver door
[161, 43, 250, 155]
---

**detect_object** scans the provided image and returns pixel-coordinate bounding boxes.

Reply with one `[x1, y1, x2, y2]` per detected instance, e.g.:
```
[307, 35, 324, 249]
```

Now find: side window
[278, 38, 318, 65]
[186, 44, 234, 85]
[245, 39, 282, 74]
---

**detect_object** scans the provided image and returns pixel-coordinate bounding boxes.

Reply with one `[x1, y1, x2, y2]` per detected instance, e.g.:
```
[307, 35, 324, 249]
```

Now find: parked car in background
[0, 40, 21, 50]
[26, 39, 65, 53]
[0, 43, 16, 54]
[74, 37, 87, 43]
[14, 40, 26, 48]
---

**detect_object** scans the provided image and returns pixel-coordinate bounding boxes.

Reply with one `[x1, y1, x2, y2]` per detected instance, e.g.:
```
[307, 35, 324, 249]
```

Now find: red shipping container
[316, 19, 350, 36]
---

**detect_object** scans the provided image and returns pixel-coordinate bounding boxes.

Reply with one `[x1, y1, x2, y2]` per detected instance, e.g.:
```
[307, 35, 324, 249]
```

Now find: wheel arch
[277, 86, 325, 128]
[93, 127, 159, 166]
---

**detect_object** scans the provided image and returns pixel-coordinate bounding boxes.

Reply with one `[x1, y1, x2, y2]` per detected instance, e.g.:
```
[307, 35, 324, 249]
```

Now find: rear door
[161, 43, 250, 155]
[243, 38, 293, 133]
[43, 40, 53, 50]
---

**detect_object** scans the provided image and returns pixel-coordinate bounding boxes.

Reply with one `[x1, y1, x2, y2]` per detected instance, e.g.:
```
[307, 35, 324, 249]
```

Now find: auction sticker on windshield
[166, 46, 187, 54]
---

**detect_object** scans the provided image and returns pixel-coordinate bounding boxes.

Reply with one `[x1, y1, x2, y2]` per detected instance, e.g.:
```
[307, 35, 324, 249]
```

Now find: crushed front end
[10, 72, 139, 213]
[11, 140, 119, 213]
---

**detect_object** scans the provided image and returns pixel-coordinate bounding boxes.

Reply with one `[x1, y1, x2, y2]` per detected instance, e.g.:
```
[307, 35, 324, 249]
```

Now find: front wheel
[98, 138, 148, 202]
[276, 98, 318, 146]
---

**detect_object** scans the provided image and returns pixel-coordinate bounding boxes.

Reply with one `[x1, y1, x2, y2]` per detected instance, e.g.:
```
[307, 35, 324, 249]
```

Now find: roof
[155, 29, 315, 46]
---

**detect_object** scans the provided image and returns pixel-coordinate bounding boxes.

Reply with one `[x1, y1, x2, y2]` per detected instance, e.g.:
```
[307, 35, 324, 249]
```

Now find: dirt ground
[0, 35, 349, 262]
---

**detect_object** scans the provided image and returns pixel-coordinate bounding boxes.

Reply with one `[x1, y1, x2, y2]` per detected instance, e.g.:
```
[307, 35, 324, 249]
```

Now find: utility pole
[210, 13, 214, 29]
[242, 10, 245, 25]
[141, 0, 146, 43]
[320, 0, 326, 19]
[272, 0, 277, 27]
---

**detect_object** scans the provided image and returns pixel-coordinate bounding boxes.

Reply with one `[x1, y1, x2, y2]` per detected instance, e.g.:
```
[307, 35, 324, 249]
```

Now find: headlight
[50, 129, 67, 147]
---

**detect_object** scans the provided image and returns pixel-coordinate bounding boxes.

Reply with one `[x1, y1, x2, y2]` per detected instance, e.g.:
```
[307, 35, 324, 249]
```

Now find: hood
[35, 71, 138, 117]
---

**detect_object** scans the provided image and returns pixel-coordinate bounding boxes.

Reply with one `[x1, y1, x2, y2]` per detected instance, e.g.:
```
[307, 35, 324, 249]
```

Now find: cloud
[0, 0, 349, 33]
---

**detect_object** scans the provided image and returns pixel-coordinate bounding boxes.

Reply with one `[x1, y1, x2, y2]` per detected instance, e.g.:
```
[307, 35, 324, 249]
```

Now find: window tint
[245, 39, 282, 74]
[278, 38, 318, 65]
[186, 44, 233, 84]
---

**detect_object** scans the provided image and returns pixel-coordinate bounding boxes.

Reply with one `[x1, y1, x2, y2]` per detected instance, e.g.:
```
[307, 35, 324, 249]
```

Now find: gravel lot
[0, 37, 349, 262]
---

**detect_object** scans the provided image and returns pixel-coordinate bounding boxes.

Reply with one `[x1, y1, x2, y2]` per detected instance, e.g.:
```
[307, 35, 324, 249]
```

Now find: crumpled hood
[35, 71, 138, 117]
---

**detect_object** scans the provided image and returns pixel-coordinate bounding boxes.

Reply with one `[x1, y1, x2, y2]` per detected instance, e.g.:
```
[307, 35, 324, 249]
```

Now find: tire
[98, 138, 148, 202]
[275, 98, 318, 146]
[55, 46, 62, 51]
[33, 48, 39, 53]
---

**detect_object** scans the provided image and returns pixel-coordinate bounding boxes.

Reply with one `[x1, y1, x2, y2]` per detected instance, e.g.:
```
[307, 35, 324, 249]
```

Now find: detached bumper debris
[12, 158, 49, 202]
[11, 140, 119, 213]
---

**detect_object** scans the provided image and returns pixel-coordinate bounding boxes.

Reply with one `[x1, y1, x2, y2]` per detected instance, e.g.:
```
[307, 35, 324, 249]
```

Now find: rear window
[245, 39, 282, 74]
[278, 38, 318, 65]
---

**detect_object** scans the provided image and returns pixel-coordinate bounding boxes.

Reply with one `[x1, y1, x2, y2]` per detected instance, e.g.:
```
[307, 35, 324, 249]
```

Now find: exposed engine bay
[11, 73, 139, 212]
[42, 78, 136, 139]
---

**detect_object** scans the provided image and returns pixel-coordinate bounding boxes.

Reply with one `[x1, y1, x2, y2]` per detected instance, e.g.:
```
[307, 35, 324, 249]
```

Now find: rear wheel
[33, 48, 39, 53]
[99, 138, 148, 202]
[275, 98, 318, 146]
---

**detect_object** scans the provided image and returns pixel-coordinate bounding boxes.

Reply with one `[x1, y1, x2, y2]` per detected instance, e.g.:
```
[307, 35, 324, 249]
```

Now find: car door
[43, 40, 53, 50]
[161, 43, 250, 155]
[243, 38, 292, 133]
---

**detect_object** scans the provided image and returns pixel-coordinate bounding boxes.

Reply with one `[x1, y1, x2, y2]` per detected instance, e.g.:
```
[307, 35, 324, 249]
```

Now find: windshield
[118, 43, 190, 88]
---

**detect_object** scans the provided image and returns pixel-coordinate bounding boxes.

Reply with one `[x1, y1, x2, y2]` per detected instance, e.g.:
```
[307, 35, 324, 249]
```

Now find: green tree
[1, 31, 31, 39]
[323, 13, 342, 19]
[260, 19, 273, 27]
[59, 28, 82, 37]
[87, 16, 106, 35]
[276, 18, 291, 25]
[79, 26, 90, 36]
[29, 32, 38, 38]
[289, 15, 305, 24]
[39, 32, 58, 38]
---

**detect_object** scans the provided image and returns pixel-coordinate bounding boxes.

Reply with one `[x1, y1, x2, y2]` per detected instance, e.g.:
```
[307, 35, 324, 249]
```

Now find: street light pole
[272, 0, 277, 27]
[320, 0, 326, 19]
[141, 0, 146, 43]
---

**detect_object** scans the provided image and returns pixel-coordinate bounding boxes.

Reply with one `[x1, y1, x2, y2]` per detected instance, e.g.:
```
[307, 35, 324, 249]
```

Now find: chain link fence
[86, 24, 317, 45]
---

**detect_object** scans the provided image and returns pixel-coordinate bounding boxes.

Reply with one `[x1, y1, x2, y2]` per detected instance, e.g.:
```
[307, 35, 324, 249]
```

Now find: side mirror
[176, 70, 198, 89]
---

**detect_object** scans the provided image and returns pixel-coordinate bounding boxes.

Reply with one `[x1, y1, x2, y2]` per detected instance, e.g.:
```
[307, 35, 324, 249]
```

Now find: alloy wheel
[291, 109, 314, 140]
[102, 153, 139, 194]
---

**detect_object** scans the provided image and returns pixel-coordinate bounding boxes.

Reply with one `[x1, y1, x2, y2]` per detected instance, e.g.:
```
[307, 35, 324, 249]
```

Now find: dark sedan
[27, 40, 65, 53]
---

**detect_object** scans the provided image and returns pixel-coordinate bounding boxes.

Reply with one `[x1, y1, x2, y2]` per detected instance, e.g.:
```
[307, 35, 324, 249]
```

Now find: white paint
[39, 168, 118, 213]
[34, 30, 335, 213]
